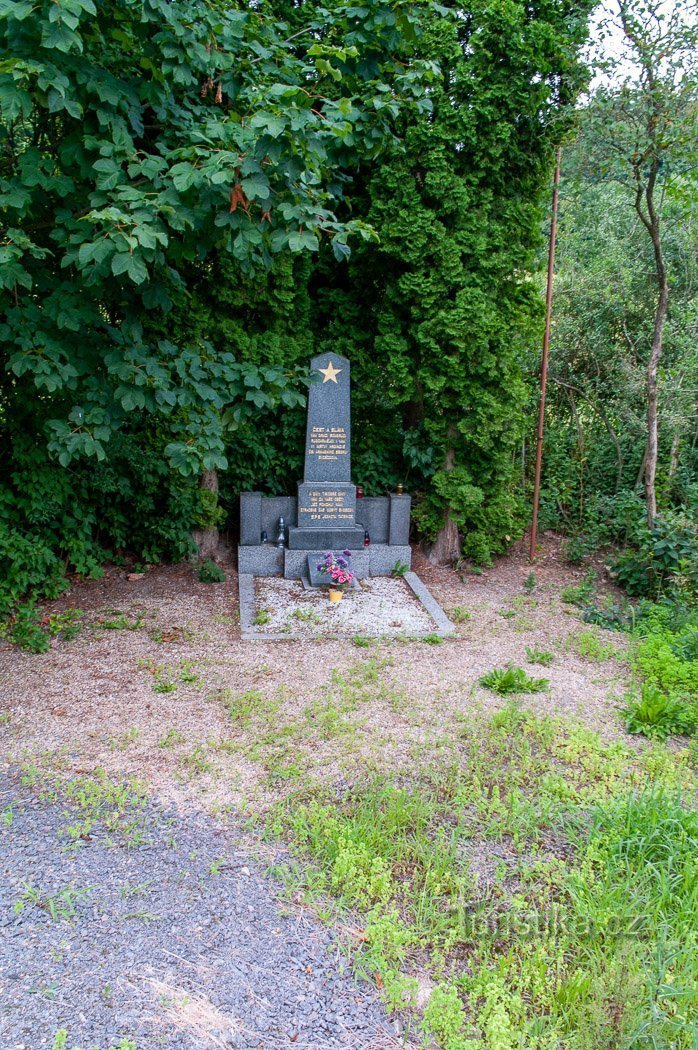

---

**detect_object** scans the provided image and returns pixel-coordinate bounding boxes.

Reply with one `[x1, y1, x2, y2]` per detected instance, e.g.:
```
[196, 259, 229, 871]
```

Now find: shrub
[571, 630, 618, 662]
[613, 512, 698, 600]
[562, 533, 596, 565]
[632, 607, 698, 699]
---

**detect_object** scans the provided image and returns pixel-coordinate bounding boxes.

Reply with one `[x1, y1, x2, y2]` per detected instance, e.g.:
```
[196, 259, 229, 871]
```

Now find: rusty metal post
[529, 148, 561, 563]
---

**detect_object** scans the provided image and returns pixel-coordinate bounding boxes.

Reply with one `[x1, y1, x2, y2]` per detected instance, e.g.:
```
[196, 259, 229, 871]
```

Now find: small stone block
[404, 571, 456, 635]
[388, 494, 411, 546]
[368, 544, 412, 575]
[239, 491, 263, 546]
[355, 497, 390, 544]
[237, 545, 284, 576]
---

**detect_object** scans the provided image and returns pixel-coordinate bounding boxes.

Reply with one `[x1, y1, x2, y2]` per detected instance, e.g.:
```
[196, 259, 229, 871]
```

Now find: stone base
[240, 491, 411, 548]
[287, 525, 365, 551]
[366, 544, 411, 576]
[238, 566, 455, 641]
[237, 544, 411, 579]
[237, 545, 284, 577]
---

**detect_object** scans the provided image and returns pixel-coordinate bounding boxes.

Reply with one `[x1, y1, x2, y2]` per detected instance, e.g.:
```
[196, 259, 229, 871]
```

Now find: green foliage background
[16, 0, 698, 614]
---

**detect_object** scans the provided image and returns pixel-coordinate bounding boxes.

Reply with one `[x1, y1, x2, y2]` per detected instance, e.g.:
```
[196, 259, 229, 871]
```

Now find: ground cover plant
[479, 666, 549, 696]
[267, 703, 698, 1048]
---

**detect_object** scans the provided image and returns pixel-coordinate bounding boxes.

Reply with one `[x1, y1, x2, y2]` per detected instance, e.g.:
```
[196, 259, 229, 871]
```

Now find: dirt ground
[0, 534, 633, 814]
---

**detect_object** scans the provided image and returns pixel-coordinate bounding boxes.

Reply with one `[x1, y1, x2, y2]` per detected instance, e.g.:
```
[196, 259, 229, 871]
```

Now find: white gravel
[253, 577, 438, 637]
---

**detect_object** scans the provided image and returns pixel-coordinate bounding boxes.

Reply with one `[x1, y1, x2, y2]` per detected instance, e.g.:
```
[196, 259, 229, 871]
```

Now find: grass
[1, 603, 84, 653]
[93, 608, 144, 631]
[291, 606, 322, 624]
[9, 579, 697, 1049]
[197, 559, 225, 583]
[108, 727, 140, 750]
[525, 645, 554, 666]
[266, 704, 698, 1048]
[139, 658, 202, 693]
[158, 728, 186, 749]
[20, 761, 149, 846]
[14, 881, 93, 922]
[479, 665, 549, 695]
[568, 628, 620, 662]
[53, 1032, 135, 1050]
[178, 744, 213, 776]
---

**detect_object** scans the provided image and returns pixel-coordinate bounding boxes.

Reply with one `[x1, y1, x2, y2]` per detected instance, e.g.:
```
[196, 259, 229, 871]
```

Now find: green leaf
[42, 20, 83, 53]
[0, 1, 34, 20]
[111, 252, 132, 276]
[241, 174, 270, 202]
[288, 230, 318, 252]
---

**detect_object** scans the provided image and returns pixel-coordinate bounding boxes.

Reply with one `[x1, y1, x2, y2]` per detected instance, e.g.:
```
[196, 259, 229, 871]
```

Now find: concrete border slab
[404, 572, 456, 636]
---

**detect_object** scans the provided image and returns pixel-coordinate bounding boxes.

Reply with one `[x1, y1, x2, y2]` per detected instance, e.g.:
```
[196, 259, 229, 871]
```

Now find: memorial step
[287, 525, 365, 551]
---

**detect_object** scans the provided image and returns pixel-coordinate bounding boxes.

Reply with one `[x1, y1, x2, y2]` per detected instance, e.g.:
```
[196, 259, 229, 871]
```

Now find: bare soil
[0, 533, 632, 814]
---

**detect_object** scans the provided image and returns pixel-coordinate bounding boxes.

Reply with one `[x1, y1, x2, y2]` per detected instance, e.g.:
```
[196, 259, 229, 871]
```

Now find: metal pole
[529, 147, 561, 563]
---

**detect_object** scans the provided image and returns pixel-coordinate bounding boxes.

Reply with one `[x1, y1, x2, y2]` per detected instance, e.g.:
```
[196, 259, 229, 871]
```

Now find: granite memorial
[238, 352, 412, 579]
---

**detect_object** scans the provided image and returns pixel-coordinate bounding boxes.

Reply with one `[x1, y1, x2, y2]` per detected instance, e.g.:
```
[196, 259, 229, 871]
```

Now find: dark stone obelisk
[288, 353, 365, 550]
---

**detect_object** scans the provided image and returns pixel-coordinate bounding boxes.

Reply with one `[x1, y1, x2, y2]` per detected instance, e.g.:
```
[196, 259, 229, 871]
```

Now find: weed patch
[198, 560, 226, 583]
[95, 610, 144, 631]
[14, 882, 93, 922]
[20, 762, 149, 846]
[525, 645, 554, 666]
[621, 684, 697, 741]
[480, 666, 549, 695]
[567, 629, 620, 662]
[1, 603, 84, 653]
[265, 710, 698, 1048]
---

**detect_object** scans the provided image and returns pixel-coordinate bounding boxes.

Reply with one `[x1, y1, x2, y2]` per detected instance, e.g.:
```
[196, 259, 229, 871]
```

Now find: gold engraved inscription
[299, 488, 354, 523]
[308, 426, 347, 462]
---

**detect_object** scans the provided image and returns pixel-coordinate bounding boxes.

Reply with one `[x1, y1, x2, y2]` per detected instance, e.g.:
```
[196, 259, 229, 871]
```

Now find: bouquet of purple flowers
[316, 550, 355, 590]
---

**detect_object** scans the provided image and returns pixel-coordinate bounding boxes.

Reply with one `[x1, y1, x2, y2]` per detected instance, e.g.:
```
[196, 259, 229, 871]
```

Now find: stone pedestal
[287, 525, 365, 551]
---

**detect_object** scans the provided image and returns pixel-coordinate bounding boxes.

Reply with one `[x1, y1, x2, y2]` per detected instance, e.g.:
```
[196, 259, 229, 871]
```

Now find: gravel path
[0, 770, 399, 1050]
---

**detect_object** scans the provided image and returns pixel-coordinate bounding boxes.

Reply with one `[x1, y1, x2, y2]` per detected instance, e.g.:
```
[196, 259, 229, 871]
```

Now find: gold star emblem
[318, 360, 342, 384]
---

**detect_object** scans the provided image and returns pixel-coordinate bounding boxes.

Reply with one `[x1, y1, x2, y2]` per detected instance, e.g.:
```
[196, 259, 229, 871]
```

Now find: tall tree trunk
[635, 445, 647, 492]
[667, 433, 680, 481]
[632, 155, 668, 530]
[643, 219, 668, 529]
[428, 445, 461, 566]
[192, 468, 226, 561]
[428, 512, 461, 566]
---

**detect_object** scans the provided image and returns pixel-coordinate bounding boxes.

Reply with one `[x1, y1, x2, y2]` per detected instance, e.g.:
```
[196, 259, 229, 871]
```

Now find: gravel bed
[0, 770, 398, 1050]
[253, 577, 437, 637]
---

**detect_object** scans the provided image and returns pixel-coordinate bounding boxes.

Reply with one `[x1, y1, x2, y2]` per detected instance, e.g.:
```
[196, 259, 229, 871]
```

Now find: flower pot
[328, 588, 343, 603]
